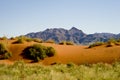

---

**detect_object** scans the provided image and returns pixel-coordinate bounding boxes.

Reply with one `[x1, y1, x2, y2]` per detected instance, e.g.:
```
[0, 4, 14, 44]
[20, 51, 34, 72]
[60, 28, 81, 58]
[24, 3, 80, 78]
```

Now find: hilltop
[26, 27, 120, 44]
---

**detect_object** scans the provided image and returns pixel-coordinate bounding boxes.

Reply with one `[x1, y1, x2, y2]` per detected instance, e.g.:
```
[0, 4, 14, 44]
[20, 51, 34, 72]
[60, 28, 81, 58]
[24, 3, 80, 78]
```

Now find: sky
[0, 0, 120, 37]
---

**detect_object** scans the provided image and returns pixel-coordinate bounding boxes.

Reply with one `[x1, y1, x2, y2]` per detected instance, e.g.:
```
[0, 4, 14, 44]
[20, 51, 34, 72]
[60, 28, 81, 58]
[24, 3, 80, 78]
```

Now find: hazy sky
[0, 0, 120, 37]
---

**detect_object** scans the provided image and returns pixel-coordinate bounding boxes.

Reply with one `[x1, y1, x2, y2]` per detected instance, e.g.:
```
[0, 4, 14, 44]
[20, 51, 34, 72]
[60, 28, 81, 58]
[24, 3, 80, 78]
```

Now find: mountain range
[26, 27, 120, 44]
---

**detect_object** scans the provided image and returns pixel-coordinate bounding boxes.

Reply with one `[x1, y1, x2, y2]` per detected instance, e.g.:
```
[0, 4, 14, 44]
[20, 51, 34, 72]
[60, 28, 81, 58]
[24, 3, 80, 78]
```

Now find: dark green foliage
[46, 47, 56, 57]
[10, 37, 16, 40]
[3, 52, 12, 59]
[66, 41, 74, 45]
[22, 44, 56, 62]
[67, 63, 75, 68]
[59, 41, 66, 45]
[0, 43, 12, 59]
[59, 41, 74, 45]
[88, 42, 104, 48]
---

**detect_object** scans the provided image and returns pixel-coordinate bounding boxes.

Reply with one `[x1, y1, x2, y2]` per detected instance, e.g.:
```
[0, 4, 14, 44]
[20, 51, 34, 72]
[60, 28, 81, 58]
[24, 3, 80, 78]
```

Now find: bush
[45, 39, 55, 43]
[114, 42, 120, 46]
[66, 41, 74, 45]
[25, 38, 33, 42]
[0, 36, 7, 40]
[0, 43, 12, 59]
[67, 63, 75, 68]
[59, 41, 66, 45]
[46, 47, 56, 57]
[88, 42, 104, 48]
[3, 52, 12, 59]
[22, 44, 56, 62]
[33, 38, 43, 43]
[59, 41, 74, 45]
[105, 38, 117, 47]
[13, 38, 24, 44]
[10, 37, 16, 40]
[106, 41, 113, 47]
[0, 43, 7, 54]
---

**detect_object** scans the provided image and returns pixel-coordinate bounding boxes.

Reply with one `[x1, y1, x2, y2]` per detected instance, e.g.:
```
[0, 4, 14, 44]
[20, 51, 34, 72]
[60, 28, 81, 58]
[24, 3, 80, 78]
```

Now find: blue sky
[0, 0, 120, 37]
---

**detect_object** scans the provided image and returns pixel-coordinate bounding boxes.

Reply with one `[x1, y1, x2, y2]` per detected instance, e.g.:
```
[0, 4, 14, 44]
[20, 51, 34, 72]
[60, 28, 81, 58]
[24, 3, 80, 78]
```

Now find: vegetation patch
[0, 43, 12, 59]
[33, 38, 43, 43]
[59, 41, 66, 45]
[0, 36, 7, 40]
[22, 44, 56, 62]
[13, 38, 24, 44]
[0, 61, 120, 80]
[88, 42, 104, 48]
[66, 41, 74, 45]
[88, 38, 120, 48]
[59, 41, 74, 45]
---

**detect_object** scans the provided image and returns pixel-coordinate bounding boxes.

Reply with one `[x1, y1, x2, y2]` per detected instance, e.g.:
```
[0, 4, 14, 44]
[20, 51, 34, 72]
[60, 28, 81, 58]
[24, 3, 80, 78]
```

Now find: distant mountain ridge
[26, 27, 120, 44]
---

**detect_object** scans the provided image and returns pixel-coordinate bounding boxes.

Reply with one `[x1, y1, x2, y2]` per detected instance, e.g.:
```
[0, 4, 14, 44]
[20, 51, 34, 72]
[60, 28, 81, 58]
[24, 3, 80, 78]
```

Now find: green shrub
[108, 38, 116, 43]
[46, 47, 56, 57]
[0, 43, 7, 54]
[14, 36, 33, 42]
[67, 63, 75, 68]
[13, 38, 24, 44]
[25, 38, 33, 42]
[0, 36, 7, 40]
[10, 37, 16, 40]
[88, 42, 104, 48]
[33, 38, 43, 43]
[59, 41, 66, 45]
[59, 41, 74, 45]
[105, 38, 117, 47]
[45, 39, 55, 43]
[66, 41, 74, 45]
[3, 52, 12, 59]
[109, 38, 120, 46]
[22, 44, 56, 62]
[106, 41, 113, 47]
[0, 43, 12, 59]
[114, 42, 120, 46]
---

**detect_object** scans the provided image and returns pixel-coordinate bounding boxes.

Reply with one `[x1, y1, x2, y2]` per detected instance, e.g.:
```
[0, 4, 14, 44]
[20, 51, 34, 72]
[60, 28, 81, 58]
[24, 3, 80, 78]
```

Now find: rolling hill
[0, 39, 120, 65]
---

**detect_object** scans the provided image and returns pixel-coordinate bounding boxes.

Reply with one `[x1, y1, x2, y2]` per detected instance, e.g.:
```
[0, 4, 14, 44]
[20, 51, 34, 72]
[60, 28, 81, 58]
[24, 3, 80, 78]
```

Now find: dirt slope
[42, 44, 120, 65]
[0, 40, 120, 65]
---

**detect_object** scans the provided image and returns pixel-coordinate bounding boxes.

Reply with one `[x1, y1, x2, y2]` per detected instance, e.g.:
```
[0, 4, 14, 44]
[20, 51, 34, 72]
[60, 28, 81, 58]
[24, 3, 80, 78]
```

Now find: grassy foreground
[0, 61, 120, 80]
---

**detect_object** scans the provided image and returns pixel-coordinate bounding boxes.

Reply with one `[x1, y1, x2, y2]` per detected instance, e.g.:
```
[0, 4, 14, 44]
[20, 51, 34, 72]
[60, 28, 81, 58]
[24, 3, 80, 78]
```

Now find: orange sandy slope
[0, 40, 120, 65]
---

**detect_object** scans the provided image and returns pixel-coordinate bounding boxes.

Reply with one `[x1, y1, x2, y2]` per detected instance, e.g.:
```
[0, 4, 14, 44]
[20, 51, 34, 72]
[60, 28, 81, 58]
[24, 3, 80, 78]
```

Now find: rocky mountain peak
[26, 27, 120, 44]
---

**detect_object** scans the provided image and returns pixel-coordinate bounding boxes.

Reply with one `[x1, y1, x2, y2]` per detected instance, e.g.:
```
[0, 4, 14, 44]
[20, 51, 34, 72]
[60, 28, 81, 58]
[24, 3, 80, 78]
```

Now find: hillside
[0, 40, 120, 65]
[26, 27, 120, 44]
